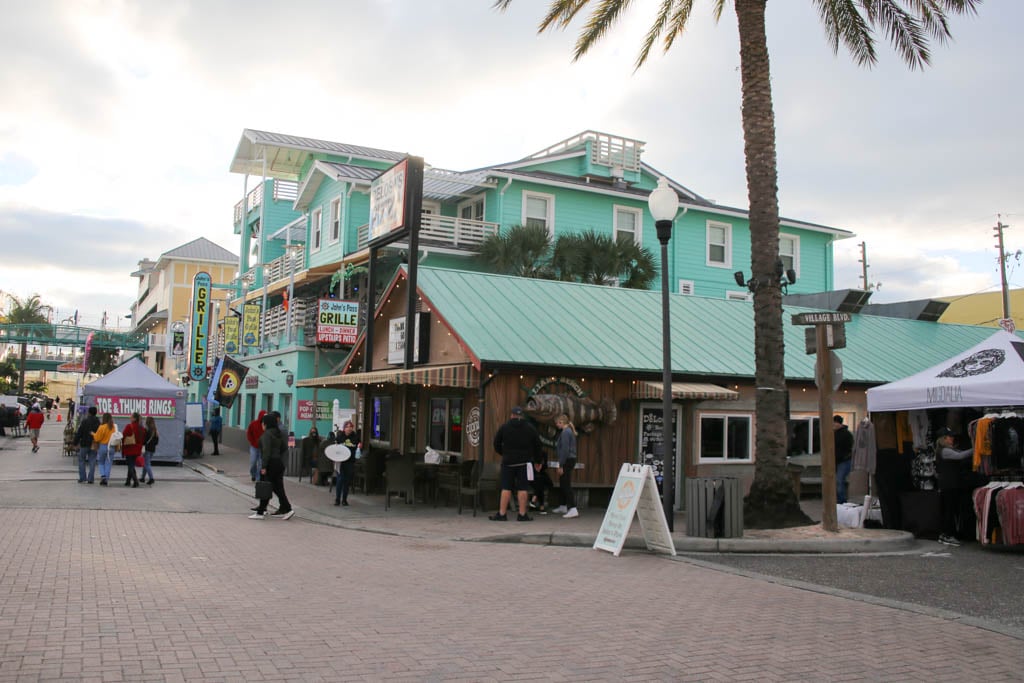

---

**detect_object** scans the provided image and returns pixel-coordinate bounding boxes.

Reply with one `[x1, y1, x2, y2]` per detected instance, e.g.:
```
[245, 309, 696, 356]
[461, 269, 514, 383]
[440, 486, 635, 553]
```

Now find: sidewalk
[188, 439, 916, 554]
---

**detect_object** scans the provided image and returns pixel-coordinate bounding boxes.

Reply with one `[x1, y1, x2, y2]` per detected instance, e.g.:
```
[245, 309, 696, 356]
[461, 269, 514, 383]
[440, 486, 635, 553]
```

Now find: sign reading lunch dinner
[93, 395, 176, 418]
[317, 299, 359, 345]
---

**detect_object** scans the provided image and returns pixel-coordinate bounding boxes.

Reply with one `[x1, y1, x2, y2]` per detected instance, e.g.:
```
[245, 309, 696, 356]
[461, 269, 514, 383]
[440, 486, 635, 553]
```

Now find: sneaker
[528, 501, 538, 510]
[271, 509, 291, 516]
[538, 509, 548, 515]
[563, 508, 579, 519]
[248, 513, 266, 520]
[333, 500, 340, 506]
[488, 513, 507, 521]
[938, 534, 961, 547]
[517, 514, 533, 522]
[551, 505, 568, 514]
[281, 510, 295, 520]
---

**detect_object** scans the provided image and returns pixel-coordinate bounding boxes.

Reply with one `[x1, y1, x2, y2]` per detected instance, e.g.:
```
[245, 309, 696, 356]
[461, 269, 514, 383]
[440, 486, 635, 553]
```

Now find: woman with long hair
[121, 412, 144, 488]
[141, 417, 158, 485]
[552, 414, 579, 519]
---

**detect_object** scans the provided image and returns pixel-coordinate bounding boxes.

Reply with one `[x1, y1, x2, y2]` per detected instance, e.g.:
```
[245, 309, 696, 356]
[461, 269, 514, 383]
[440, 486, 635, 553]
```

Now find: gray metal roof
[161, 237, 237, 263]
[231, 129, 407, 178]
[408, 266, 1015, 385]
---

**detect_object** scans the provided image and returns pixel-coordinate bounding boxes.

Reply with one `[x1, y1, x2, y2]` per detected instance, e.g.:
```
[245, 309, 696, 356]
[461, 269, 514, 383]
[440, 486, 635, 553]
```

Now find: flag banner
[213, 355, 248, 408]
[242, 304, 261, 347]
[224, 315, 239, 354]
[207, 357, 224, 404]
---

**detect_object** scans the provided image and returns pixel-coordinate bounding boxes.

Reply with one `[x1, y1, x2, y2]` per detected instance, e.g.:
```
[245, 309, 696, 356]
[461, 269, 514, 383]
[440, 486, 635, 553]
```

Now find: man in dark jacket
[75, 406, 101, 484]
[833, 415, 854, 503]
[250, 413, 294, 519]
[490, 406, 543, 522]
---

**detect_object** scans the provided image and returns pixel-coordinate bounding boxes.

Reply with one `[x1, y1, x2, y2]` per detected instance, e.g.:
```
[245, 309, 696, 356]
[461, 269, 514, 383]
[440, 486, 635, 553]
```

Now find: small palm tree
[479, 224, 555, 278]
[552, 230, 657, 289]
[4, 293, 52, 394]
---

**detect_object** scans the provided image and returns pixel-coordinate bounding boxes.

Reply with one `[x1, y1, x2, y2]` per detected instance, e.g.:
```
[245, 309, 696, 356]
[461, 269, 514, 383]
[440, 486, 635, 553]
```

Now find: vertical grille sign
[189, 272, 212, 381]
[223, 315, 239, 354]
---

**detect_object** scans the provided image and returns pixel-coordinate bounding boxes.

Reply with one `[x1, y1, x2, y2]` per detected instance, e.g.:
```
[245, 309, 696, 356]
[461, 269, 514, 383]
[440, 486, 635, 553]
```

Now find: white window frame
[787, 413, 821, 457]
[779, 233, 800, 279]
[421, 200, 441, 215]
[329, 198, 341, 244]
[697, 412, 753, 463]
[726, 290, 752, 302]
[706, 220, 732, 269]
[311, 208, 322, 252]
[678, 279, 695, 296]
[522, 191, 555, 236]
[613, 205, 643, 245]
[458, 195, 485, 222]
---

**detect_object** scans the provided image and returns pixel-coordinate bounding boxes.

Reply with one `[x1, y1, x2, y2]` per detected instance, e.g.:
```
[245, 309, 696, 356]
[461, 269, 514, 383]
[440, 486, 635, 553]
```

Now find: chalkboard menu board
[638, 403, 680, 487]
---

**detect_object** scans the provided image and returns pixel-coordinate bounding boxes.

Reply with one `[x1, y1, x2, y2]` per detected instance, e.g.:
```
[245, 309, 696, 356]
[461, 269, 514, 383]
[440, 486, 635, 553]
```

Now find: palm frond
[636, 0, 675, 69]
[574, 0, 636, 61]
[867, 0, 930, 69]
[660, 0, 697, 56]
[815, 0, 876, 67]
[539, 0, 592, 31]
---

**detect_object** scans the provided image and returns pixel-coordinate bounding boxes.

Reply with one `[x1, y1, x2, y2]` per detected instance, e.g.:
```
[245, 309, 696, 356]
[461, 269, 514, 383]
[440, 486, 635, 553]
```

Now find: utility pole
[994, 216, 1011, 321]
[857, 242, 880, 291]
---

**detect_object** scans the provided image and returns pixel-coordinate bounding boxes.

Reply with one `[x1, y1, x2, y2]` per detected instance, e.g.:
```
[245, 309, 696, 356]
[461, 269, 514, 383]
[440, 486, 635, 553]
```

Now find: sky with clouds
[0, 0, 1020, 329]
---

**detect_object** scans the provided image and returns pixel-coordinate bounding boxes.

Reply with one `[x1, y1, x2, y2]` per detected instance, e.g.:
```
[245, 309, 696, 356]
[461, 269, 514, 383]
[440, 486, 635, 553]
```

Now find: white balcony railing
[357, 213, 499, 250]
[233, 179, 300, 225]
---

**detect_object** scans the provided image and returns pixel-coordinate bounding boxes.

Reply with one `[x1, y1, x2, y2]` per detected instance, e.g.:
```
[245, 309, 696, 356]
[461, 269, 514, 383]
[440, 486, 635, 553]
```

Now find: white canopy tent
[867, 330, 1024, 412]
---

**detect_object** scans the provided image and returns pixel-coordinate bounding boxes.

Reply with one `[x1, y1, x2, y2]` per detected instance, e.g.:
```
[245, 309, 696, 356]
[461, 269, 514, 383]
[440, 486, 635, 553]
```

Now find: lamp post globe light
[648, 176, 679, 531]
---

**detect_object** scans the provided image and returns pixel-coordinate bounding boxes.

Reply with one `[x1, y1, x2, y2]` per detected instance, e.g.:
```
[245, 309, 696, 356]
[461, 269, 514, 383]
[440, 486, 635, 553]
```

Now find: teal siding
[307, 178, 345, 270]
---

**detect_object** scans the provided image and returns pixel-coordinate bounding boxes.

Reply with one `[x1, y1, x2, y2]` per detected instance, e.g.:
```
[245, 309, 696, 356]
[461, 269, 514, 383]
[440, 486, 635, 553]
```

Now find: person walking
[121, 412, 144, 488]
[246, 410, 267, 482]
[75, 406, 100, 483]
[334, 420, 361, 507]
[551, 414, 579, 519]
[833, 415, 855, 504]
[207, 407, 223, 455]
[490, 406, 543, 522]
[26, 404, 44, 453]
[93, 412, 118, 486]
[249, 413, 294, 520]
[141, 416, 158, 485]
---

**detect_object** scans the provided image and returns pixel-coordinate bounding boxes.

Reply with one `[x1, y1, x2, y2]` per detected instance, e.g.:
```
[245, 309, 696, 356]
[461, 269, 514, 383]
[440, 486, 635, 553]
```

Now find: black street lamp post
[648, 177, 680, 532]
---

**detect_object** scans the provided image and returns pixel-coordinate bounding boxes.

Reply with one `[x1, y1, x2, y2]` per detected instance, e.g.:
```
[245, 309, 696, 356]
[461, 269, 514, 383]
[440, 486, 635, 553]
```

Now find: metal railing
[356, 213, 498, 250]
[233, 179, 300, 225]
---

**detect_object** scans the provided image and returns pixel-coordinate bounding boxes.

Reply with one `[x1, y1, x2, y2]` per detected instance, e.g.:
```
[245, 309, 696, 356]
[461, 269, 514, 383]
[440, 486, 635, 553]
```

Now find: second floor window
[523, 191, 554, 234]
[614, 206, 642, 245]
[707, 221, 731, 268]
[330, 199, 341, 243]
[459, 197, 484, 222]
[779, 234, 799, 277]
[311, 208, 322, 252]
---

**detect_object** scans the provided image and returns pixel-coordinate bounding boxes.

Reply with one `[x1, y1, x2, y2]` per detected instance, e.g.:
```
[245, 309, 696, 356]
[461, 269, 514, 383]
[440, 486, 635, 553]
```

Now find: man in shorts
[26, 404, 45, 452]
[490, 406, 543, 522]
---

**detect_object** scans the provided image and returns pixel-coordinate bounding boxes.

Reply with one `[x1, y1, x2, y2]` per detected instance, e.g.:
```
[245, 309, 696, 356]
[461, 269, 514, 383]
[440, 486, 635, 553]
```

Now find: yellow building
[937, 288, 1024, 331]
[130, 237, 238, 382]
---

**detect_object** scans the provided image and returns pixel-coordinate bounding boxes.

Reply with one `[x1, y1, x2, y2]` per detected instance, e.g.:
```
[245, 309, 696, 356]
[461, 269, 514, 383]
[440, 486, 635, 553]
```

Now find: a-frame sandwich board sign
[594, 463, 676, 557]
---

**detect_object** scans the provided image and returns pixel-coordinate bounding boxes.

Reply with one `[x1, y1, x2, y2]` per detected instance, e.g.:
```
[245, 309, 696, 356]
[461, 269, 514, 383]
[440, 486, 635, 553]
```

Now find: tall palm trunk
[17, 342, 27, 395]
[735, 0, 810, 527]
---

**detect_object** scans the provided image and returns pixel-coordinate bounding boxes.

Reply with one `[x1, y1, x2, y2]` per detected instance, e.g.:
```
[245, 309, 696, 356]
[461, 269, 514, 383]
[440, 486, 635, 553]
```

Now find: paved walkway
[190, 436, 914, 554]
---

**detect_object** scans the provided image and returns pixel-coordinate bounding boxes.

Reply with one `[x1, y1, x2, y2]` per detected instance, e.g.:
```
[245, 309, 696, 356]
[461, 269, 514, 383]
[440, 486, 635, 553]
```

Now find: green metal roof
[411, 266, 1017, 385]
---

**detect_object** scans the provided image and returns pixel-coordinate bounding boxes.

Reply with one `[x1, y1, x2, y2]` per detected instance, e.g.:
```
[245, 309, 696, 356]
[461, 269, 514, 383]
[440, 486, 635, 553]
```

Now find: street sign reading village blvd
[791, 311, 852, 325]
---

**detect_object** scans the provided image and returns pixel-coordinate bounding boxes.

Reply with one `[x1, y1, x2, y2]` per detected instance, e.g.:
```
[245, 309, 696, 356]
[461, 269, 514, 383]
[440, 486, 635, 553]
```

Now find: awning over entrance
[631, 381, 738, 401]
[297, 363, 479, 389]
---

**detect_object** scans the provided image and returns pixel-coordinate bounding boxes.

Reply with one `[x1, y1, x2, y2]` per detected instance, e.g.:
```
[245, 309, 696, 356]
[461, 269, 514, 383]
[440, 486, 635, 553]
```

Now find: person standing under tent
[141, 416, 158, 485]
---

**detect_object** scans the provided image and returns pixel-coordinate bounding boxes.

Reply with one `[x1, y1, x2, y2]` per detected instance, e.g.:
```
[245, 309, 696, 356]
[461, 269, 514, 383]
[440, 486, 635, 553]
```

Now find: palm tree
[4, 293, 52, 395]
[552, 230, 658, 289]
[479, 224, 555, 278]
[495, 0, 979, 527]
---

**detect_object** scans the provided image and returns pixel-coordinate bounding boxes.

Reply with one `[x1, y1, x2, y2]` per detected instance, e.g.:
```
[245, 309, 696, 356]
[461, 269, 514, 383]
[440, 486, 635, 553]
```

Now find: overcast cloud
[0, 0, 1019, 328]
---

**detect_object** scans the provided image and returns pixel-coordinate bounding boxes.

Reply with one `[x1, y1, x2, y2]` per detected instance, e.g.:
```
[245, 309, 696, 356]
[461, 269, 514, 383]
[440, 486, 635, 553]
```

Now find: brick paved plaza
[0, 421, 1021, 681]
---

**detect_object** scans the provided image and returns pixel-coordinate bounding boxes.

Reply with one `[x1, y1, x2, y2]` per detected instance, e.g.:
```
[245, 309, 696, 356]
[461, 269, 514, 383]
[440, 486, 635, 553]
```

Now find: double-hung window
[459, 197, 485, 223]
[311, 208, 323, 252]
[706, 221, 732, 268]
[329, 198, 341, 244]
[523, 191, 555, 234]
[698, 413, 752, 462]
[787, 415, 821, 456]
[779, 234, 799, 278]
[614, 205, 642, 246]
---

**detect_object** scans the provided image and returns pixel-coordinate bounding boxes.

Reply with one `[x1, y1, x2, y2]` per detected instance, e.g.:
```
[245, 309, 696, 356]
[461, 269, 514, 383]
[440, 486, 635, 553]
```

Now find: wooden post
[816, 326, 838, 532]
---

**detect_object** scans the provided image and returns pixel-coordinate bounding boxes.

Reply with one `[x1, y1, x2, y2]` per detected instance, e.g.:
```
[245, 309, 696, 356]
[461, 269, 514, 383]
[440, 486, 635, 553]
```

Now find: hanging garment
[908, 410, 929, 450]
[852, 420, 877, 473]
[991, 418, 1024, 471]
[995, 485, 1024, 545]
[973, 485, 1001, 545]
[973, 417, 994, 473]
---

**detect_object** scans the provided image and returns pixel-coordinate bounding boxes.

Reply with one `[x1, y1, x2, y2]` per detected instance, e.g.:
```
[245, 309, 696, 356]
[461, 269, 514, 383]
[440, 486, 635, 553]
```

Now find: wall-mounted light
[733, 259, 797, 294]
[275, 359, 284, 367]
[257, 362, 266, 369]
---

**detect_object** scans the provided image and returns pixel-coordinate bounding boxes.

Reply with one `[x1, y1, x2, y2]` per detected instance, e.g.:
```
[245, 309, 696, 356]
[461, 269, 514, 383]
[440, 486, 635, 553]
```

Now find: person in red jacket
[246, 410, 267, 482]
[121, 412, 145, 488]
[26, 405, 45, 453]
